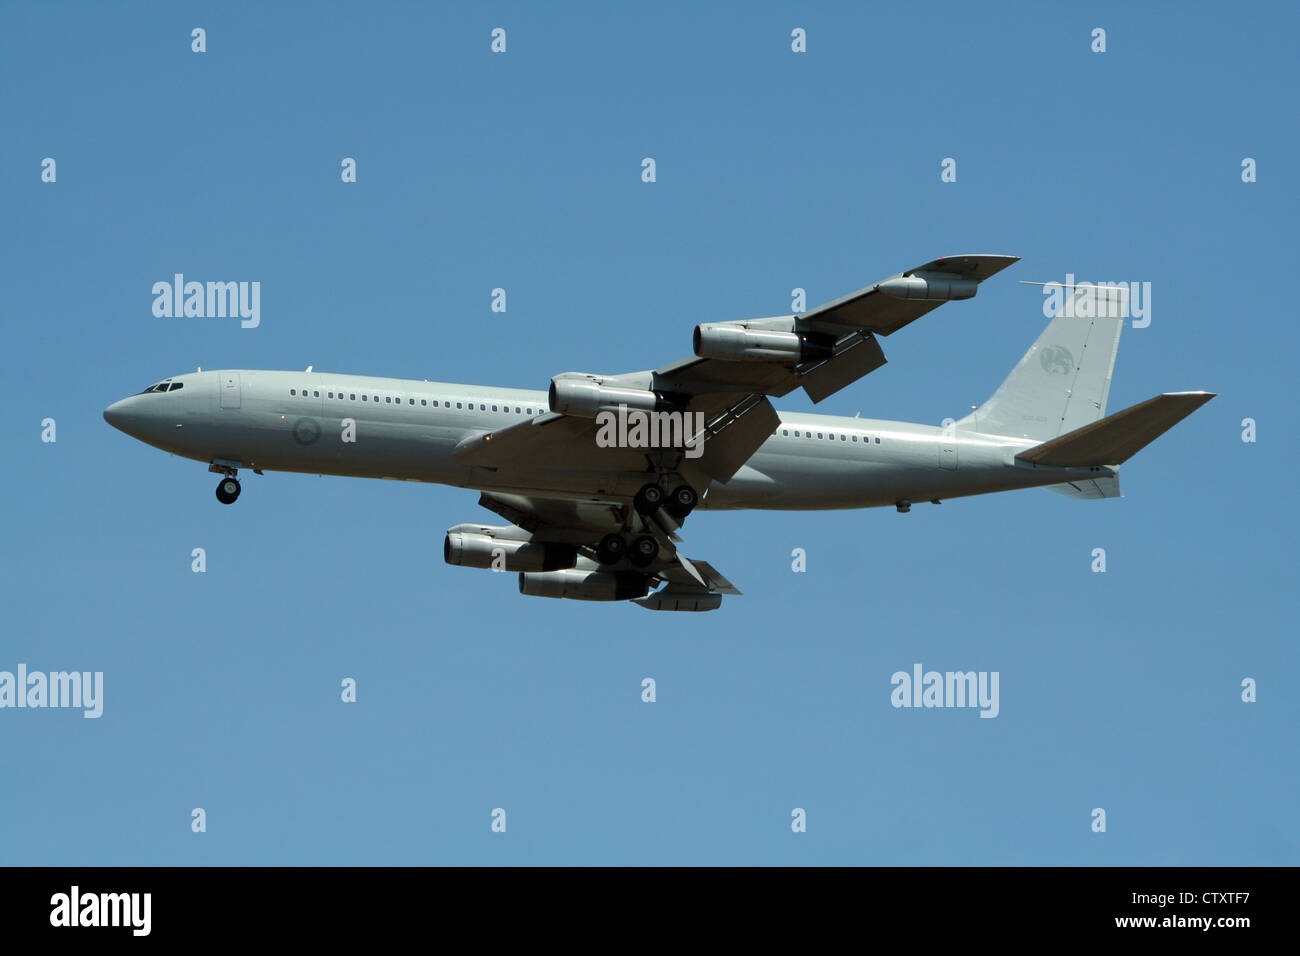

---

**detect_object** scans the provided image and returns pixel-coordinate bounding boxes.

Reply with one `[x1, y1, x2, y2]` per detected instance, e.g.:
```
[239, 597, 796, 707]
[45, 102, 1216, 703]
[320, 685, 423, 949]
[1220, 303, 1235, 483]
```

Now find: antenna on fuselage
[306, 365, 313, 372]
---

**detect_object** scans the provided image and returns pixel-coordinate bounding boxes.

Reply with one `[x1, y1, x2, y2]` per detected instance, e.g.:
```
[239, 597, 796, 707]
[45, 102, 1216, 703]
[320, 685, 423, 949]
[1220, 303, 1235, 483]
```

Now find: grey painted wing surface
[654, 254, 1018, 404]
[797, 254, 1020, 336]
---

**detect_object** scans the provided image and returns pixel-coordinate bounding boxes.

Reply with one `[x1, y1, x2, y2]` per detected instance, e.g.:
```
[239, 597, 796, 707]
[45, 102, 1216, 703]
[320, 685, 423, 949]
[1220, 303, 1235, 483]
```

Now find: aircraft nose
[103, 396, 147, 436]
[103, 398, 130, 429]
[104, 399, 124, 427]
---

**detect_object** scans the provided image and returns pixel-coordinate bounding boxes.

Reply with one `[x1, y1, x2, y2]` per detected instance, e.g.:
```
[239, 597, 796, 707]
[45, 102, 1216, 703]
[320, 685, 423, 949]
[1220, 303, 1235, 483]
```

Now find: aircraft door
[221, 372, 241, 409]
[939, 420, 957, 470]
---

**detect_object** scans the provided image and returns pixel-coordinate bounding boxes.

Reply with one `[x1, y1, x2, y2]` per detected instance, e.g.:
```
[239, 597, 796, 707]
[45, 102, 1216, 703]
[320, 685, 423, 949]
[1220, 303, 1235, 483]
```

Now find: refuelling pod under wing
[519, 569, 652, 602]
[445, 532, 578, 572]
[632, 586, 723, 612]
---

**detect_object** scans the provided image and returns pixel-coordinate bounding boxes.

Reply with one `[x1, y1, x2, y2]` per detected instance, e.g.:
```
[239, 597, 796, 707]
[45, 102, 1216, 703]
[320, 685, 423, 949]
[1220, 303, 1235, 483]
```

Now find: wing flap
[799, 332, 887, 403]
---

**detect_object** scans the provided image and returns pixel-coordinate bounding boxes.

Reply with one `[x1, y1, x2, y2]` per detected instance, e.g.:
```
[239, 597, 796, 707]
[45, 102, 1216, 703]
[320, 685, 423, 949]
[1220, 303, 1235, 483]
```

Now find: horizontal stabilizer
[1045, 476, 1122, 499]
[1017, 392, 1215, 467]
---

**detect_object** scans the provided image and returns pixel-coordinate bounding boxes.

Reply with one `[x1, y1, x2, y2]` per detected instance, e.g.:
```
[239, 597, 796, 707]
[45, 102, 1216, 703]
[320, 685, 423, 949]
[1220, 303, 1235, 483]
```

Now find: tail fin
[959, 285, 1127, 440]
[1017, 392, 1216, 467]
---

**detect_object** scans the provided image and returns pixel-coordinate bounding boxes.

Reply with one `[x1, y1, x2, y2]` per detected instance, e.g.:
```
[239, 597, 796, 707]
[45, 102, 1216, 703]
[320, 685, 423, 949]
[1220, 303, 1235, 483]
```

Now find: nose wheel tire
[628, 535, 660, 567]
[633, 483, 664, 515]
[595, 532, 627, 565]
[665, 484, 698, 519]
[215, 477, 241, 504]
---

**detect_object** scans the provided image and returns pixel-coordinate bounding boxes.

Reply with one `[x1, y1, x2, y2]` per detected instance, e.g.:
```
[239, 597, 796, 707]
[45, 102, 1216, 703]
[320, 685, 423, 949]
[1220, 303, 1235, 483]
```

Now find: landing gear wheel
[595, 532, 628, 565]
[665, 484, 698, 520]
[633, 483, 664, 515]
[628, 534, 660, 567]
[215, 477, 241, 505]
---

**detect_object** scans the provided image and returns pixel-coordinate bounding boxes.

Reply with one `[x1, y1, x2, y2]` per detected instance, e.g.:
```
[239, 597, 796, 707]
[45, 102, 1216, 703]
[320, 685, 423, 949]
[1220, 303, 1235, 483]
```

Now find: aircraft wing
[655, 254, 1019, 404]
[453, 254, 1018, 484]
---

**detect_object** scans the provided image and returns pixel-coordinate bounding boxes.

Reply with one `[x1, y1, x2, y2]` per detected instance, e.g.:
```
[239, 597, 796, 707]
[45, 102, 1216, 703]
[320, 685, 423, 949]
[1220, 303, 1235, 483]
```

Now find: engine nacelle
[518, 569, 651, 602]
[876, 274, 978, 301]
[692, 324, 834, 363]
[444, 532, 578, 572]
[548, 379, 676, 418]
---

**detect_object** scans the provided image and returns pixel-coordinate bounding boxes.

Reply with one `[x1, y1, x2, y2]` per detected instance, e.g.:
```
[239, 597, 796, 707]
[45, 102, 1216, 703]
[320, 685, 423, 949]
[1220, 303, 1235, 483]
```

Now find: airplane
[104, 254, 1214, 612]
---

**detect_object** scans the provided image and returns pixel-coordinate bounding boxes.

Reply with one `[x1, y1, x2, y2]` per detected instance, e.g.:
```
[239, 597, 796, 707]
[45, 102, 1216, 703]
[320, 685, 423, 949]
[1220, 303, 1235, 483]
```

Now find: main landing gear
[597, 532, 660, 568]
[633, 481, 697, 520]
[215, 476, 241, 504]
[595, 480, 700, 569]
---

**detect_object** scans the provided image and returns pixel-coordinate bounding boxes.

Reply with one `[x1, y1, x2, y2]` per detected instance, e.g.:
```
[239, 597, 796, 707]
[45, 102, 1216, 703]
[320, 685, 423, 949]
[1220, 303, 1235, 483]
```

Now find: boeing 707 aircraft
[104, 255, 1213, 611]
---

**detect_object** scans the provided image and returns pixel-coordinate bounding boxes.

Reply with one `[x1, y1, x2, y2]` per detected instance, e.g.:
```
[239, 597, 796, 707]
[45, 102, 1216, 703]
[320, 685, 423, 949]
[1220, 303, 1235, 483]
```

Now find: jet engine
[518, 569, 651, 601]
[444, 532, 578, 572]
[692, 325, 834, 363]
[548, 379, 680, 418]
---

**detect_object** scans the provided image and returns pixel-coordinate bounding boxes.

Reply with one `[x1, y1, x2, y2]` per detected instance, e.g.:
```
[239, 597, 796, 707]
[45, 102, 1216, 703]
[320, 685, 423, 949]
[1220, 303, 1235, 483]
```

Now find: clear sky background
[2, 1, 1295, 865]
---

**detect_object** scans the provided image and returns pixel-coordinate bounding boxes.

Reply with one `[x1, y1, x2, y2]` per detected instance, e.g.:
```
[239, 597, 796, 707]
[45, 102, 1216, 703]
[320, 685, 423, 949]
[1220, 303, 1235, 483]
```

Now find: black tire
[633, 483, 664, 515]
[595, 532, 627, 565]
[215, 477, 241, 505]
[628, 535, 659, 567]
[665, 484, 697, 519]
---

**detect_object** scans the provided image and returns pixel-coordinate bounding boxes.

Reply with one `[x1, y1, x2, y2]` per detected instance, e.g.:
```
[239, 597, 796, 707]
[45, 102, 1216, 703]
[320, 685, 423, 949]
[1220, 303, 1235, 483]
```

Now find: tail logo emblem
[1040, 345, 1074, 376]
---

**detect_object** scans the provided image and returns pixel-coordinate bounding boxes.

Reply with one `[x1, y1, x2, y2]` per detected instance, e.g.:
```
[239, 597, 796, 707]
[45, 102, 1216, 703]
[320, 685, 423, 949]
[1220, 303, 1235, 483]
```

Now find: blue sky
[2, 1, 1295, 865]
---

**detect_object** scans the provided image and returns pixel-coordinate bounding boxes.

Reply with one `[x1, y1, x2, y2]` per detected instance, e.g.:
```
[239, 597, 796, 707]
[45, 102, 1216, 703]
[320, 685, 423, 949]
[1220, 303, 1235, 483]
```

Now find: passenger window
[290, 389, 296, 396]
[852, 435, 857, 442]
[328, 392, 333, 399]
[456, 402, 462, 409]
[515, 407, 521, 414]
[362, 395, 368, 401]
[782, 430, 788, 436]
[372, 396, 378, 403]
[480, 404, 486, 411]
[875, 437, 881, 443]
[350, 394, 356, 400]
[314, 391, 319, 397]
[492, 405, 498, 412]
[421, 399, 427, 406]
[817, 433, 823, 439]
[385, 397, 391, 403]
[526, 408, 533, 415]
[409, 398, 415, 405]
[840, 434, 846, 441]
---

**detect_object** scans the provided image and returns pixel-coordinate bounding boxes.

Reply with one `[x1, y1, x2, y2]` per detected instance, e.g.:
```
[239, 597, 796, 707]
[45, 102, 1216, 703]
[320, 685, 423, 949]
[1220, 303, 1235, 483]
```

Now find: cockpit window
[169, 382, 183, 391]
[139, 382, 170, 393]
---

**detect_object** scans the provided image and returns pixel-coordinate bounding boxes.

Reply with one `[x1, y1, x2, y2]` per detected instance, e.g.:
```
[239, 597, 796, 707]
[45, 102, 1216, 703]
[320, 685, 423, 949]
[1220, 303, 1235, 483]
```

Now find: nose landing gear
[215, 477, 241, 504]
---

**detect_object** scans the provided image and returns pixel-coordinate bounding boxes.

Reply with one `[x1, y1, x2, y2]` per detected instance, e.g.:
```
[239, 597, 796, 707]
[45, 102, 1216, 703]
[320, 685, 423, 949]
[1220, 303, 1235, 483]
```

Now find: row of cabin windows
[781, 428, 881, 444]
[288, 388, 537, 415]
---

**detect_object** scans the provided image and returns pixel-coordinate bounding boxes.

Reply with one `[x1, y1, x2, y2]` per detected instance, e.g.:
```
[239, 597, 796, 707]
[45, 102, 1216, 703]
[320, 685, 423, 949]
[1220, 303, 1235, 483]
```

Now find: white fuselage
[104, 369, 1115, 510]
